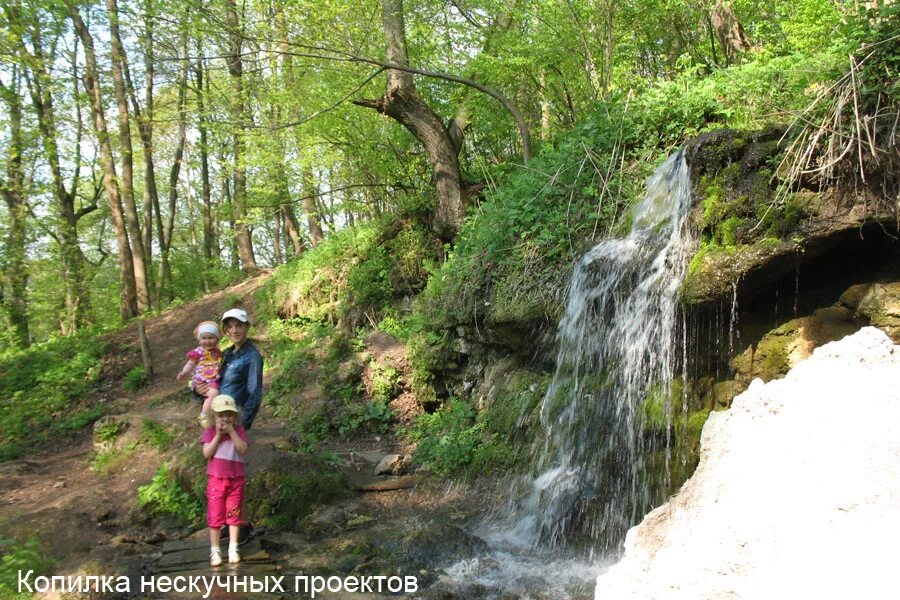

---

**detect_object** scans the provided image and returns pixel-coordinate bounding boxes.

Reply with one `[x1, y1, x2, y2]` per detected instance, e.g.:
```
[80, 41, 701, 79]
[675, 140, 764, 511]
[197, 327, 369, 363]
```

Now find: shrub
[0, 536, 53, 599]
[405, 399, 481, 475]
[140, 419, 176, 451]
[137, 463, 203, 528]
[262, 218, 441, 330]
[245, 456, 350, 529]
[123, 366, 147, 392]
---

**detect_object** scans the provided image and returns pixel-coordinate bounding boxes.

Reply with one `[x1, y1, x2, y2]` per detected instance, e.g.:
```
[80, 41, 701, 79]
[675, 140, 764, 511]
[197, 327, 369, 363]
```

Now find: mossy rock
[685, 127, 785, 180]
[707, 379, 746, 408]
[730, 309, 860, 384]
[681, 239, 798, 305]
[854, 282, 900, 342]
[245, 455, 350, 530]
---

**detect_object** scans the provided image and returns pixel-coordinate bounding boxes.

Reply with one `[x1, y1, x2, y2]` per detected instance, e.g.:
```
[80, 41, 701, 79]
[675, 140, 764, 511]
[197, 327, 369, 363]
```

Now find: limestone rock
[92, 416, 131, 453]
[374, 453, 413, 476]
[595, 327, 900, 600]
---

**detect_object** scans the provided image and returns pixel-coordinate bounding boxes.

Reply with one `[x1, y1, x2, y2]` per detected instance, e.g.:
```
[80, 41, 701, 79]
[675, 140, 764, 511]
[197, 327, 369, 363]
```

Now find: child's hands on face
[215, 413, 237, 436]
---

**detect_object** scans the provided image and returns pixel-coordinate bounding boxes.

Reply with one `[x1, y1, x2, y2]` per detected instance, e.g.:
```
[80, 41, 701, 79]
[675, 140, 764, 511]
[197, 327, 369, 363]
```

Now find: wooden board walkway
[150, 536, 284, 599]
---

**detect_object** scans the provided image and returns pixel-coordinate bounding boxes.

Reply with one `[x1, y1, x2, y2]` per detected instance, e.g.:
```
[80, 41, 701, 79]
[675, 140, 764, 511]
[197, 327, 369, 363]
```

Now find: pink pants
[206, 476, 245, 527]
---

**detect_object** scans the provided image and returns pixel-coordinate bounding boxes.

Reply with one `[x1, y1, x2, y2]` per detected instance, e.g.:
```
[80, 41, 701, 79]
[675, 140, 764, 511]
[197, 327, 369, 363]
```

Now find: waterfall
[504, 151, 695, 554]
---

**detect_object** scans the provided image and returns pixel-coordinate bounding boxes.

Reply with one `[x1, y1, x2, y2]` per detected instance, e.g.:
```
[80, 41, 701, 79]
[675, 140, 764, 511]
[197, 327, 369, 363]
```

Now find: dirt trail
[0, 274, 271, 576]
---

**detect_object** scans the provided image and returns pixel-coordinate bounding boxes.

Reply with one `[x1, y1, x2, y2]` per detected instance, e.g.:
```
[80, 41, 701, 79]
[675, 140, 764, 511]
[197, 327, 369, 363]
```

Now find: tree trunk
[194, 41, 215, 267]
[710, 1, 751, 64]
[224, 0, 258, 273]
[273, 210, 283, 265]
[355, 0, 464, 242]
[135, 5, 158, 275]
[106, 0, 150, 312]
[281, 203, 305, 256]
[0, 74, 30, 347]
[9, 10, 93, 332]
[275, 6, 320, 251]
[68, 2, 138, 320]
[301, 168, 324, 246]
[156, 25, 189, 304]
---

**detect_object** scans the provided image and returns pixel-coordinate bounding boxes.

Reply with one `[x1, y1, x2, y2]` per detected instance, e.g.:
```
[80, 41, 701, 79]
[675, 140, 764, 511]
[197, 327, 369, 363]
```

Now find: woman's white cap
[221, 308, 249, 324]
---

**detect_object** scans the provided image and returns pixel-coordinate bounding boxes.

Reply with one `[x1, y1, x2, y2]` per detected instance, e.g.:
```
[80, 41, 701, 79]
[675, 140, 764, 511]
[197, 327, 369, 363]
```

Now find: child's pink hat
[194, 321, 220, 340]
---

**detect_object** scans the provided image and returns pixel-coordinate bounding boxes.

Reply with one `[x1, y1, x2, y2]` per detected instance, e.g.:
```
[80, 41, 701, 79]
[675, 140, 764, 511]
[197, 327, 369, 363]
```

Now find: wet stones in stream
[272, 518, 489, 589]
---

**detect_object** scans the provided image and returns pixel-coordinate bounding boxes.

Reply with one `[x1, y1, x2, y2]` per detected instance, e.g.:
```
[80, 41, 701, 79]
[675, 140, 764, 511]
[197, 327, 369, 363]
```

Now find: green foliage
[0, 536, 53, 600]
[0, 331, 106, 461]
[140, 419, 176, 452]
[376, 311, 412, 342]
[122, 366, 147, 392]
[263, 219, 441, 330]
[137, 463, 203, 528]
[403, 396, 524, 476]
[333, 398, 393, 437]
[369, 363, 401, 403]
[245, 457, 350, 530]
[405, 399, 482, 476]
[90, 443, 136, 477]
[95, 420, 125, 443]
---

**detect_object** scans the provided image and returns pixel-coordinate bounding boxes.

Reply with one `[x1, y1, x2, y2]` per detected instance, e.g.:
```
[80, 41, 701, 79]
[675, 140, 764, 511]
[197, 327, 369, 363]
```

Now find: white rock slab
[595, 326, 900, 600]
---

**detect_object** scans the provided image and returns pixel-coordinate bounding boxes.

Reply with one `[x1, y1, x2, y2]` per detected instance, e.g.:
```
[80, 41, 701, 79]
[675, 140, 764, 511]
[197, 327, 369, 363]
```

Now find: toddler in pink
[201, 394, 249, 566]
[177, 321, 223, 428]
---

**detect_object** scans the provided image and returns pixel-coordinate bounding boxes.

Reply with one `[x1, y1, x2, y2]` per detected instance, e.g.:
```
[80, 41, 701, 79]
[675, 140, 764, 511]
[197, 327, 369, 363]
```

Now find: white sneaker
[210, 548, 223, 567]
[228, 547, 241, 564]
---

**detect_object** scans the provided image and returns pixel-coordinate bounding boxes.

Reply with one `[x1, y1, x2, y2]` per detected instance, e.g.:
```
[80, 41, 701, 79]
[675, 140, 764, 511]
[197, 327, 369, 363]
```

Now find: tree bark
[68, 2, 139, 320]
[194, 40, 215, 267]
[155, 25, 189, 303]
[710, 1, 751, 64]
[272, 210, 283, 265]
[301, 168, 324, 246]
[132, 4, 159, 274]
[355, 0, 464, 242]
[224, 0, 258, 273]
[274, 5, 321, 251]
[8, 7, 93, 332]
[106, 0, 150, 312]
[0, 73, 30, 347]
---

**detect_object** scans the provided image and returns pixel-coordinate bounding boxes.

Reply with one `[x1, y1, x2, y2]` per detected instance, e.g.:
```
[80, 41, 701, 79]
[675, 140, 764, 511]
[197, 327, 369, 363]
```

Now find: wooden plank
[161, 538, 209, 553]
[157, 538, 266, 567]
[356, 475, 417, 492]
[154, 562, 282, 577]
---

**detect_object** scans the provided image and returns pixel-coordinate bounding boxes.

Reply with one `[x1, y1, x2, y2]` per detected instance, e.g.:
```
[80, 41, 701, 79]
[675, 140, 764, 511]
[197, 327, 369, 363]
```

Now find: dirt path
[0, 274, 272, 576]
[0, 272, 495, 600]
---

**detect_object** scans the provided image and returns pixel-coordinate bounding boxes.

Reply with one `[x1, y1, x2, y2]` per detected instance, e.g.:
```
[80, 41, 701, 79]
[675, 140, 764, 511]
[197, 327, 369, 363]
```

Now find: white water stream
[505, 151, 695, 553]
[440, 152, 697, 598]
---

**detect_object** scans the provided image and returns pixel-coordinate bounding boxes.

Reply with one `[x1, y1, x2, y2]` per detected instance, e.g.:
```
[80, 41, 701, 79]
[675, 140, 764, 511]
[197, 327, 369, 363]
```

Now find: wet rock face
[681, 127, 898, 308]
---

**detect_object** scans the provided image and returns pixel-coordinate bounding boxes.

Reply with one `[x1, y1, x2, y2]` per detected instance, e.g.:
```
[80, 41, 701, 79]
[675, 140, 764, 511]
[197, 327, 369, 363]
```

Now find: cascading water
[502, 151, 696, 554]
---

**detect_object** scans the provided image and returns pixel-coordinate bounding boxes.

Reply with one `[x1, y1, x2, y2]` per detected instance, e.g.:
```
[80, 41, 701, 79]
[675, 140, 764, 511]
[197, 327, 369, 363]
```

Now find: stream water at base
[439, 152, 695, 598]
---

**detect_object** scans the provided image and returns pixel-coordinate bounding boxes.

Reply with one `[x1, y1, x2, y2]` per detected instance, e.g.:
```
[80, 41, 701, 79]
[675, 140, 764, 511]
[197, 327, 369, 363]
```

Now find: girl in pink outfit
[201, 394, 249, 566]
[177, 321, 223, 428]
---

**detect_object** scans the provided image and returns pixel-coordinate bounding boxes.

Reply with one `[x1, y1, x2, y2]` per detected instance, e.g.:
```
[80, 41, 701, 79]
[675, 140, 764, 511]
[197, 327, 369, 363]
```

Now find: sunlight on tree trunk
[68, 2, 138, 320]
